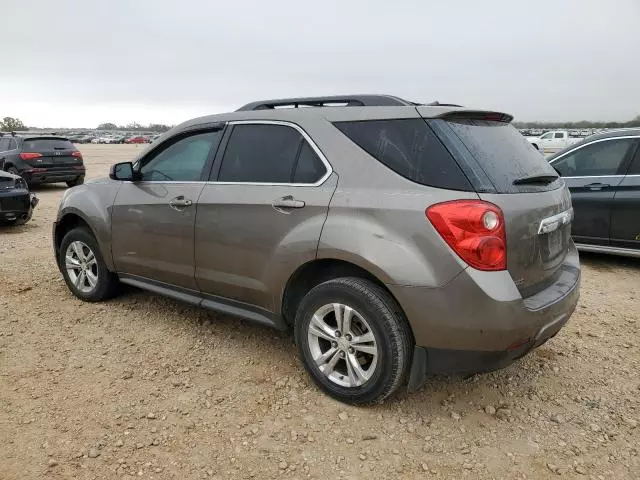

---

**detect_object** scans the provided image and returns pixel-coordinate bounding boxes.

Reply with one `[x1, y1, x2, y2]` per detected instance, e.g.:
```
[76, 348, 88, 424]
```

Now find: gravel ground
[1, 144, 639, 480]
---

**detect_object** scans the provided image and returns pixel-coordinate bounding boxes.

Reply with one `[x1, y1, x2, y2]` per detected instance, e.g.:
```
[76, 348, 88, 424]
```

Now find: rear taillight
[20, 152, 43, 161]
[426, 200, 506, 271]
[72, 151, 83, 159]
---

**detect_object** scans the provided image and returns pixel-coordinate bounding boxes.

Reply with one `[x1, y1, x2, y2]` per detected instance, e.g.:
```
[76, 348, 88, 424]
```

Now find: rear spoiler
[436, 110, 514, 123]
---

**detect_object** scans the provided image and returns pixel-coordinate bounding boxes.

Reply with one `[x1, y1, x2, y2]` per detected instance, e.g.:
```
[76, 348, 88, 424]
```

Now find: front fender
[55, 179, 121, 271]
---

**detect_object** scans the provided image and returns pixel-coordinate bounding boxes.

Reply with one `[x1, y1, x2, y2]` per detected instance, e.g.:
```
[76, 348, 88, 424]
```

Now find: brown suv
[53, 95, 580, 404]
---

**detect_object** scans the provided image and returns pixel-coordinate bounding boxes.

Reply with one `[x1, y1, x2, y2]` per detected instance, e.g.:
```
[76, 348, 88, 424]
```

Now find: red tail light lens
[72, 151, 83, 159]
[20, 152, 43, 161]
[426, 200, 506, 271]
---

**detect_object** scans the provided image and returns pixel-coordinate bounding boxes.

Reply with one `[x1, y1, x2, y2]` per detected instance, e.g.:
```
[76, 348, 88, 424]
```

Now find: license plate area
[540, 225, 569, 263]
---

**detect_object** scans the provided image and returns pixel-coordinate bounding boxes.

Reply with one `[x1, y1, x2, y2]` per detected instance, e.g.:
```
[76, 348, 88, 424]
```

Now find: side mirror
[110, 162, 136, 181]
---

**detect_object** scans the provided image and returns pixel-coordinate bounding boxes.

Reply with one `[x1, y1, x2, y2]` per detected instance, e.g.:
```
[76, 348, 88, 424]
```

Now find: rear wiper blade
[513, 174, 559, 185]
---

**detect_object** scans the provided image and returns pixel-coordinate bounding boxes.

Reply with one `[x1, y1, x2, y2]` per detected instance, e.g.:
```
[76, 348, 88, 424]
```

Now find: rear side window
[293, 142, 325, 183]
[218, 124, 326, 184]
[333, 119, 472, 191]
[552, 138, 636, 177]
[8, 139, 17, 150]
[22, 138, 75, 151]
[431, 119, 560, 193]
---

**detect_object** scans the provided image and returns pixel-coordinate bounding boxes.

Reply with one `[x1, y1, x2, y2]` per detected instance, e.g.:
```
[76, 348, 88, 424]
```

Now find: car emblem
[538, 208, 574, 235]
[55, 152, 62, 156]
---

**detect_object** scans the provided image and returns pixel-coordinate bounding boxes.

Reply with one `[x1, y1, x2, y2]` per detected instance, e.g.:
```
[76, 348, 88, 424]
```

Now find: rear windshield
[333, 119, 473, 191]
[22, 138, 75, 152]
[429, 119, 561, 193]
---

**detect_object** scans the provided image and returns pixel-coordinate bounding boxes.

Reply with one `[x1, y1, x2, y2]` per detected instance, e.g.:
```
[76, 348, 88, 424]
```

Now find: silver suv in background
[53, 95, 580, 404]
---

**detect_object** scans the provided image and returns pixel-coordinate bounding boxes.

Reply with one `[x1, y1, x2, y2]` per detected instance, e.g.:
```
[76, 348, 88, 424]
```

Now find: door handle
[585, 182, 610, 191]
[169, 196, 193, 210]
[272, 195, 305, 213]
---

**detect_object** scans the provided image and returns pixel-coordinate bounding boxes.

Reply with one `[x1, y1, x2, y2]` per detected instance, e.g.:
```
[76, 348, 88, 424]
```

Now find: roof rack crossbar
[236, 94, 414, 111]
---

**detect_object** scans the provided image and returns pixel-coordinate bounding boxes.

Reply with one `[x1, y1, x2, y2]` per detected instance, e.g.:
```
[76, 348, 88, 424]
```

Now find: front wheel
[295, 277, 412, 404]
[59, 227, 119, 301]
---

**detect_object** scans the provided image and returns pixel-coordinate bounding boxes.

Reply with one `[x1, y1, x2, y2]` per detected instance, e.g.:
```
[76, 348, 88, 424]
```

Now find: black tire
[66, 177, 84, 188]
[531, 143, 539, 150]
[294, 277, 413, 405]
[6, 166, 20, 176]
[59, 227, 120, 302]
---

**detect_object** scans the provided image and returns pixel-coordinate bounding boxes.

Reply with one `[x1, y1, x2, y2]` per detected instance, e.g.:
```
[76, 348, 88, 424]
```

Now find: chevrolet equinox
[53, 95, 580, 404]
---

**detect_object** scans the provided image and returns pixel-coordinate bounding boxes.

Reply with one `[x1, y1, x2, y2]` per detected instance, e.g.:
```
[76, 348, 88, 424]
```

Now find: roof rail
[236, 94, 414, 111]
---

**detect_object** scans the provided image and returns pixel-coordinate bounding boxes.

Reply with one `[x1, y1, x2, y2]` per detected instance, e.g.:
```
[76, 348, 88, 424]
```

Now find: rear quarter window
[333, 119, 473, 191]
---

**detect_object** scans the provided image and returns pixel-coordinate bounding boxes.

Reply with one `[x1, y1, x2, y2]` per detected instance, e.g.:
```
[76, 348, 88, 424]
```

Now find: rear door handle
[272, 195, 305, 213]
[585, 182, 610, 191]
[169, 196, 193, 210]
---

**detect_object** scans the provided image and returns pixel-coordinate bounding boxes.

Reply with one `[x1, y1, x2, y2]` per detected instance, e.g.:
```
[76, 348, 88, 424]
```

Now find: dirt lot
[1, 144, 639, 480]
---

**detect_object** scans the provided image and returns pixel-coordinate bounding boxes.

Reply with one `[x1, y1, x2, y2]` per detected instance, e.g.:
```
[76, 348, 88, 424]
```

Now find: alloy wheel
[65, 241, 99, 293]
[307, 303, 379, 388]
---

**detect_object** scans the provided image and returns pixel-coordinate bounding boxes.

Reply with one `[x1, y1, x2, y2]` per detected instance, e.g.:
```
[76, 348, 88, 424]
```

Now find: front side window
[552, 138, 635, 177]
[0, 138, 9, 151]
[139, 130, 222, 182]
[540, 132, 553, 140]
[218, 123, 326, 184]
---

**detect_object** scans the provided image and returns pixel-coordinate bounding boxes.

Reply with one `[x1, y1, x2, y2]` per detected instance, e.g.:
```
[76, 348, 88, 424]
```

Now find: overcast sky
[3, 0, 639, 127]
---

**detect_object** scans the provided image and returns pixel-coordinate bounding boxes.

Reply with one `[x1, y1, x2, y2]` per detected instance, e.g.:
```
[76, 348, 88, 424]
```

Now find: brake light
[72, 151, 83, 159]
[426, 200, 507, 271]
[20, 152, 43, 161]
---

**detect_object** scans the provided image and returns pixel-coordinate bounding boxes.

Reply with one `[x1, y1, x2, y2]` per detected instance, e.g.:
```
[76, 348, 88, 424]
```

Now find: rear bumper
[23, 169, 84, 185]
[0, 191, 38, 221]
[388, 242, 580, 388]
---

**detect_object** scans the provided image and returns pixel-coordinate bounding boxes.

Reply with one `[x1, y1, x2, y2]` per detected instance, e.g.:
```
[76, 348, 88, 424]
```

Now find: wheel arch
[281, 258, 412, 336]
[54, 211, 113, 271]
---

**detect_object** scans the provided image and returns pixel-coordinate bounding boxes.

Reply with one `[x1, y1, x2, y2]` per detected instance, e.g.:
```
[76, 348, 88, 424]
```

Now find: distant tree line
[96, 122, 172, 132]
[0, 117, 27, 131]
[514, 115, 640, 129]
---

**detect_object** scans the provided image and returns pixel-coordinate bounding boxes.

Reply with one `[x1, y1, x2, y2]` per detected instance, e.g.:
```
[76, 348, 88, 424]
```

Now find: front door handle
[272, 195, 305, 213]
[585, 182, 610, 191]
[169, 196, 193, 210]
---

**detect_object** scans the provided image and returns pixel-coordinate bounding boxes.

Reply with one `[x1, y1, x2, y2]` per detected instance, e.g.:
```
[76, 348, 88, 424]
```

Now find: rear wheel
[295, 277, 412, 404]
[66, 177, 84, 188]
[59, 227, 119, 301]
[6, 166, 20, 176]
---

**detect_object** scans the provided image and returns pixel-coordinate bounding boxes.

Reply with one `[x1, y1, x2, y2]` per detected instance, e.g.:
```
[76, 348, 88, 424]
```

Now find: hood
[85, 176, 118, 185]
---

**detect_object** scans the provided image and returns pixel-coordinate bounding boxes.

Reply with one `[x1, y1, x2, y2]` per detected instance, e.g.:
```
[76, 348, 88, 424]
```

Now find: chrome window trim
[210, 120, 334, 187]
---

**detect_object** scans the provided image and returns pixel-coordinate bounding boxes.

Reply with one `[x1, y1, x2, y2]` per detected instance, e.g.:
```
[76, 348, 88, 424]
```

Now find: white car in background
[526, 130, 579, 154]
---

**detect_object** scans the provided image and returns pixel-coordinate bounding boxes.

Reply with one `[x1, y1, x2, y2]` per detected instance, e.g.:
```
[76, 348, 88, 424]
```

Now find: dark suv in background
[53, 95, 580, 404]
[0, 134, 85, 187]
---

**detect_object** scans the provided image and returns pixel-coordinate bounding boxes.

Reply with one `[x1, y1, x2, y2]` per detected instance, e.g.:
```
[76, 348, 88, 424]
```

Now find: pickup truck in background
[526, 130, 580, 154]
